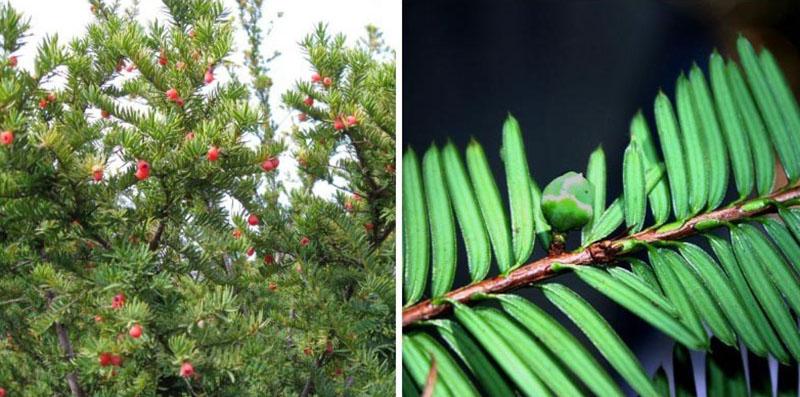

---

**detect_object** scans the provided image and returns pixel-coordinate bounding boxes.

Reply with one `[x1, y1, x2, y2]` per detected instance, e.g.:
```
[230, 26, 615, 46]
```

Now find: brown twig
[402, 185, 800, 327]
[46, 292, 85, 397]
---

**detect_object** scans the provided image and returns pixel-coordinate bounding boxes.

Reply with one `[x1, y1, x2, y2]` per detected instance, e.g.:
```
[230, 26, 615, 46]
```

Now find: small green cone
[541, 171, 595, 232]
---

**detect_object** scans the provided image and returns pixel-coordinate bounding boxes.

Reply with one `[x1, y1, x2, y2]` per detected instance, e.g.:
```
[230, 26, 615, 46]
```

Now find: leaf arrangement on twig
[403, 35, 800, 396]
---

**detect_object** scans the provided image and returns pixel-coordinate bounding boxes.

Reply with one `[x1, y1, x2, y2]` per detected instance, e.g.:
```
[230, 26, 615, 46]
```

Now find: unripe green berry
[541, 171, 594, 232]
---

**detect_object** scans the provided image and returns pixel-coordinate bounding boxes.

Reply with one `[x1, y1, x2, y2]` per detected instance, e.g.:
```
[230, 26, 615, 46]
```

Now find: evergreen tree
[0, 1, 395, 395]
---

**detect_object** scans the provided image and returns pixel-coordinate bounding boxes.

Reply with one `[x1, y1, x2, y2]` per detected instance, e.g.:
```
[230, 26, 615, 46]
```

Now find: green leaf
[495, 294, 623, 397]
[476, 307, 582, 397]
[502, 115, 535, 265]
[408, 332, 480, 397]
[572, 264, 705, 349]
[709, 51, 753, 199]
[673, 343, 696, 397]
[675, 74, 707, 215]
[465, 140, 513, 274]
[607, 266, 677, 316]
[425, 320, 515, 397]
[628, 257, 663, 294]
[664, 247, 736, 347]
[654, 91, 690, 219]
[529, 176, 552, 249]
[403, 333, 452, 397]
[451, 301, 551, 397]
[630, 111, 671, 226]
[678, 242, 764, 355]
[648, 249, 709, 347]
[778, 207, 800, 244]
[762, 216, 800, 276]
[584, 197, 623, 244]
[583, 145, 606, 235]
[730, 225, 800, 363]
[737, 224, 800, 316]
[705, 339, 748, 397]
[623, 141, 646, 232]
[403, 149, 429, 305]
[706, 233, 785, 361]
[403, 365, 421, 397]
[726, 60, 775, 196]
[759, 48, 800, 178]
[652, 367, 670, 397]
[543, 284, 660, 397]
[423, 145, 457, 298]
[737, 36, 800, 183]
[689, 63, 729, 210]
[442, 142, 491, 282]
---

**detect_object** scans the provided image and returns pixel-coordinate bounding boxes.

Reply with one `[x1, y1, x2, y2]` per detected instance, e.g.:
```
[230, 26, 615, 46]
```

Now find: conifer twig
[402, 184, 800, 326]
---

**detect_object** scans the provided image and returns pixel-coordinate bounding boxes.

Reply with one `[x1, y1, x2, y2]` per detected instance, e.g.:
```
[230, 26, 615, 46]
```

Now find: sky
[6, 0, 399, 198]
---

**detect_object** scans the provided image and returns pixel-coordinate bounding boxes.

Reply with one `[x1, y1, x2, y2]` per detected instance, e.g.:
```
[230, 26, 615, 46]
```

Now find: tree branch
[402, 185, 800, 327]
[46, 292, 85, 397]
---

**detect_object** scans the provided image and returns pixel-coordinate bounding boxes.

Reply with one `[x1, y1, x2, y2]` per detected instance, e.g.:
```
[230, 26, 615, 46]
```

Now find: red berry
[126, 64, 136, 72]
[47, 92, 57, 102]
[115, 60, 124, 72]
[95, 315, 103, 323]
[0, 386, 6, 396]
[303, 97, 314, 107]
[247, 214, 259, 226]
[268, 282, 278, 291]
[207, 146, 219, 161]
[326, 341, 333, 354]
[185, 131, 195, 141]
[112, 293, 125, 309]
[189, 30, 196, 39]
[158, 51, 168, 66]
[323, 77, 332, 87]
[180, 362, 195, 378]
[232, 229, 242, 239]
[175, 98, 185, 107]
[129, 324, 142, 339]
[364, 223, 374, 231]
[344, 201, 353, 212]
[303, 347, 312, 356]
[263, 254, 274, 264]
[333, 118, 345, 130]
[166, 88, 180, 101]
[311, 73, 321, 83]
[204, 69, 214, 84]
[346, 115, 357, 126]
[0, 130, 13, 146]
[261, 157, 279, 172]
[8, 55, 17, 67]
[101, 109, 110, 119]
[110, 355, 122, 367]
[99, 352, 113, 367]
[92, 165, 104, 182]
[353, 193, 362, 201]
[335, 367, 343, 376]
[300, 236, 310, 246]
[135, 160, 150, 180]
[247, 247, 255, 256]
[298, 113, 307, 122]
[38, 98, 48, 109]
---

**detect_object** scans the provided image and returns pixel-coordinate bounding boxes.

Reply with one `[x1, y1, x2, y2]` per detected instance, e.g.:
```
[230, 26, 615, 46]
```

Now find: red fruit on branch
[364, 223, 374, 231]
[207, 146, 220, 161]
[298, 113, 307, 122]
[322, 77, 332, 87]
[333, 118, 345, 130]
[232, 229, 242, 239]
[0, 130, 13, 146]
[311, 73, 321, 83]
[303, 347, 312, 356]
[247, 247, 255, 256]
[135, 160, 150, 181]
[303, 96, 314, 106]
[92, 165, 104, 182]
[129, 324, 142, 339]
[326, 341, 333, 354]
[158, 50, 168, 66]
[101, 109, 110, 119]
[180, 362, 195, 378]
[300, 236, 310, 246]
[38, 98, 48, 109]
[346, 115, 357, 126]
[268, 282, 278, 291]
[0, 386, 6, 396]
[344, 201, 353, 212]
[165, 88, 180, 101]
[353, 193, 362, 201]
[126, 64, 136, 72]
[261, 157, 279, 172]
[247, 214, 259, 226]
[110, 355, 122, 367]
[185, 131, 195, 141]
[98, 352, 113, 367]
[112, 293, 125, 309]
[263, 254, 274, 264]
[47, 92, 56, 102]
[8, 55, 16, 67]
[94, 315, 103, 323]
[188, 29, 196, 39]
[175, 98, 185, 107]
[204, 69, 214, 84]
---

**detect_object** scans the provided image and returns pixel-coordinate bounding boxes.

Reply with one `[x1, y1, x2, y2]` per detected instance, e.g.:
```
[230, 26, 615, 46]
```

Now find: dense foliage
[0, 0, 394, 395]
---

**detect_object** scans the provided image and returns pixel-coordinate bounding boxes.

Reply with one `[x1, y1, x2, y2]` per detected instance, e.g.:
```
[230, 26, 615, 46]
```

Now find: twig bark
[402, 185, 800, 327]
[46, 292, 85, 397]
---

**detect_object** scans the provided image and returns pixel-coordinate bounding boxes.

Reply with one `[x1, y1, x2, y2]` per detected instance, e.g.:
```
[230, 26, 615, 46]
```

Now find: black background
[403, 0, 800, 394]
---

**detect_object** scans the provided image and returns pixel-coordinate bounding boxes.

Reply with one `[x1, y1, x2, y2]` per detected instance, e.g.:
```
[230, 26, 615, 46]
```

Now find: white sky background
[7, 0, 399, 201]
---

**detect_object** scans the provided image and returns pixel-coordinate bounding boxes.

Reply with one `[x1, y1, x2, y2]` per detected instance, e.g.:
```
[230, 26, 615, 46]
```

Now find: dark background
[403, 0, 800, 395]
